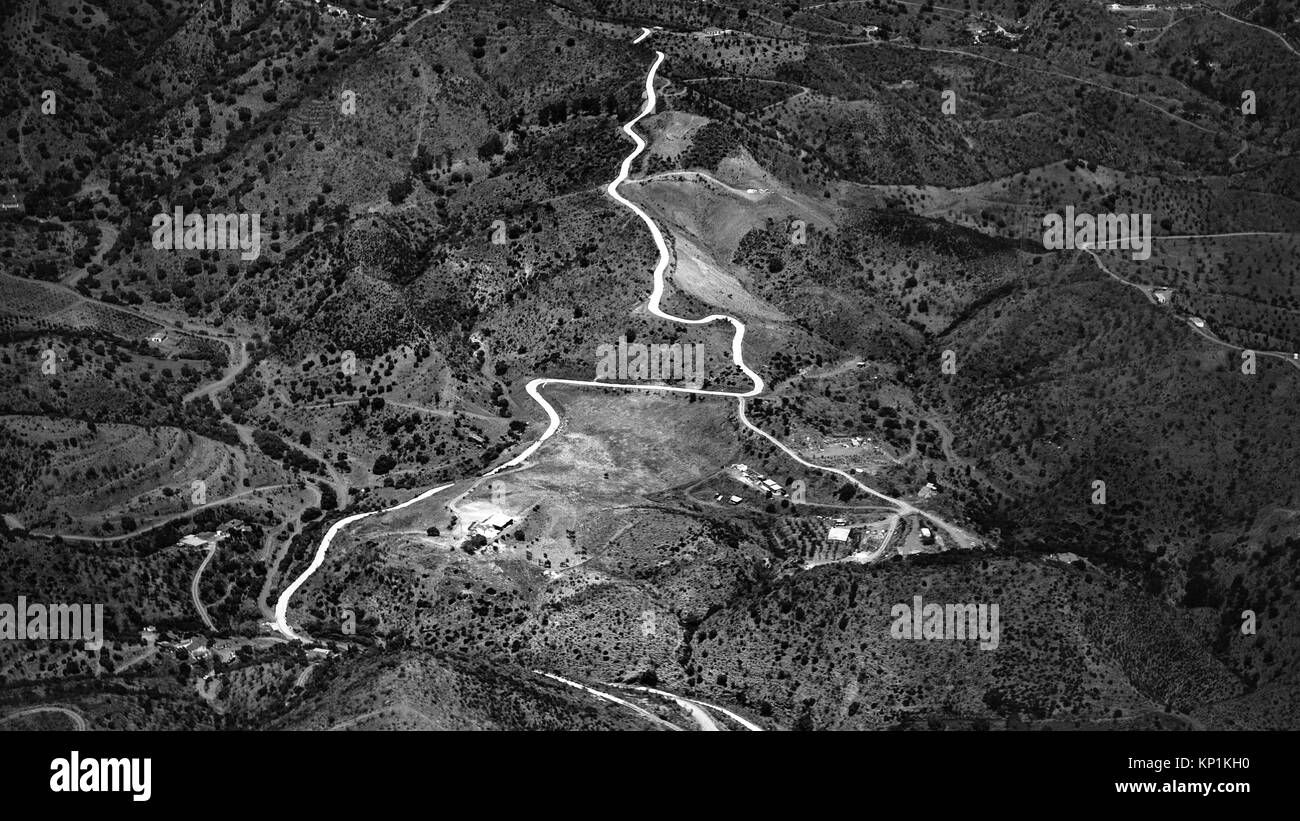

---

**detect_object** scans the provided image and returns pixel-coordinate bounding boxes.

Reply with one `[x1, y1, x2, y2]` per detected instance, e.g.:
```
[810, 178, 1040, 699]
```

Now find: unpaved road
[1, 705, 88, 731]
[192, 543, 217, 630]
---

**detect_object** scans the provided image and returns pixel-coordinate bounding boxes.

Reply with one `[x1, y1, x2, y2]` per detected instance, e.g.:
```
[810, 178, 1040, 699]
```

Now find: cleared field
[337, 385, 745, 572]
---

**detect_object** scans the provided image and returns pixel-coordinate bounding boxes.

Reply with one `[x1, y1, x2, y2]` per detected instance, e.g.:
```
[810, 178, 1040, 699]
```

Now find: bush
[460, 534, 487, 554]
[387, 178, 413, 205]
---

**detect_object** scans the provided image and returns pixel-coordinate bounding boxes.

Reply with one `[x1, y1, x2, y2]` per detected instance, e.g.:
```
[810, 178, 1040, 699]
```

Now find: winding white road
[271, 27, 978, 645]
